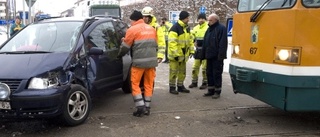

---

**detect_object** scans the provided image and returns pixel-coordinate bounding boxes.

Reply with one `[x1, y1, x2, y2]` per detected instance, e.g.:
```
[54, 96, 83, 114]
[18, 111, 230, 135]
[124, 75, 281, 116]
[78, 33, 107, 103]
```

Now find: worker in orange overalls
[117, 10, 161, 117]
[138, 6, 165, 92]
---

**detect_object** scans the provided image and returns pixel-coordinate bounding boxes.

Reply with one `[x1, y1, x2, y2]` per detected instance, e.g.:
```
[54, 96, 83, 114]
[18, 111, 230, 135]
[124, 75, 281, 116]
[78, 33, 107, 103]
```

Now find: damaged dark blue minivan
[0, 17, 131, 126]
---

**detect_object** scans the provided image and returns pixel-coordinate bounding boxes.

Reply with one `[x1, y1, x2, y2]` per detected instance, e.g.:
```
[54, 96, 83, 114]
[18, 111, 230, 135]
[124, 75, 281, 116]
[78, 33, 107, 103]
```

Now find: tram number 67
[250, 47, 258, 54]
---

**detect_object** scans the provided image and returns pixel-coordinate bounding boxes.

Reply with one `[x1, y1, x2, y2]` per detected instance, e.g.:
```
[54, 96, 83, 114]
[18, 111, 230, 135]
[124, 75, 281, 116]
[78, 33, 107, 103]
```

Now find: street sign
[0, 19, 15, 25]
[199, 6, 206, 14]
[0, 20, 6, 25]
[169, 11, 180, 24]
[19, 11, 29, 19]
[8, 20, 15, 24]
[25, 0, 37, 7]
[227, 18, 233, 37]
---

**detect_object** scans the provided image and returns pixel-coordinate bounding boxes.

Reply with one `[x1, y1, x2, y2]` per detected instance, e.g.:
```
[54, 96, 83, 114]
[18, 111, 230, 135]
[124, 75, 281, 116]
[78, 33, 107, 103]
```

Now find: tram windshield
[238, 0, 296, 12]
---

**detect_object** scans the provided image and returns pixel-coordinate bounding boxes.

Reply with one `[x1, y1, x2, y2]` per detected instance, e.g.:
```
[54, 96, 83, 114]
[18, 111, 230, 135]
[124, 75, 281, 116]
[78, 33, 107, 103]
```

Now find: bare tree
[121, 0, 237, 25]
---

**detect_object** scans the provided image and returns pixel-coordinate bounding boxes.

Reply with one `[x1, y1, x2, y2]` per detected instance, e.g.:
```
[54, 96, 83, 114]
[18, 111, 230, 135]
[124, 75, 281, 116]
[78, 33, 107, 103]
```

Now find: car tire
[61, 84, 91, 126]
[122, 70, 132, 94]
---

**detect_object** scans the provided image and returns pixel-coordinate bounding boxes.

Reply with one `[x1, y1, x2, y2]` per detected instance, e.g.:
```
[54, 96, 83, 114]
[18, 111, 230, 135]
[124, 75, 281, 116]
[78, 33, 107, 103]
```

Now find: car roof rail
[36, 16, 62, 22]
[92, 15, 121, 20]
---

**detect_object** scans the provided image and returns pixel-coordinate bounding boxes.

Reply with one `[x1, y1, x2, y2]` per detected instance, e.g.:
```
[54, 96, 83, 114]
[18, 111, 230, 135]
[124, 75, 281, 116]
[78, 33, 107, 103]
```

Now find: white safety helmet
[142, 6, 153, 16]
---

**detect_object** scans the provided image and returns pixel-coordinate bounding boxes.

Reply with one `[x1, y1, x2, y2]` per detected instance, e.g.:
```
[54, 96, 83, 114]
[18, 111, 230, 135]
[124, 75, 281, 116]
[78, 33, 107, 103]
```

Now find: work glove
[116, 54, 123, 59]
[117, 46, 130, 58]
[174, 57, 179, 61]
[189, 54, 194, 59]
[157, 58, 163, 63]
[217, 55, 225, 61]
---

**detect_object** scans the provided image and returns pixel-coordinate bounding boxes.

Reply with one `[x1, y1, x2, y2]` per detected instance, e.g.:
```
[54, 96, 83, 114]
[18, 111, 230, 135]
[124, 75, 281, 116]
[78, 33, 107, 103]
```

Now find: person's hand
[189, 54, 194, 58]
[121, 37, 124, 42]
[157, 58, 163, 63]
[218, 56, 225, 61]
[117, 54, 123, 59]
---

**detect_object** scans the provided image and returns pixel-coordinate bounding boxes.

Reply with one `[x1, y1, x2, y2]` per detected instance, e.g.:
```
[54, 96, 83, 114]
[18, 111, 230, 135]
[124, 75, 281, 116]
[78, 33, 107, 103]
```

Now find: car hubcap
[68, 91, 88, 120]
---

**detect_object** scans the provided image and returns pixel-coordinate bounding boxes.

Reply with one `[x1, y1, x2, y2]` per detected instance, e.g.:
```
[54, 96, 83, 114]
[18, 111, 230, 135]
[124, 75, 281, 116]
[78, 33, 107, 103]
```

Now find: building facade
[0, 0, 6, 19]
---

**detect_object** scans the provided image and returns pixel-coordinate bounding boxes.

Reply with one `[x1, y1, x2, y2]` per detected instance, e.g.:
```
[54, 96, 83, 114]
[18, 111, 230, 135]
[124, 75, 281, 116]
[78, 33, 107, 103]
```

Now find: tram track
[225, 131, 320, 137]
[91, 105, 273, 117]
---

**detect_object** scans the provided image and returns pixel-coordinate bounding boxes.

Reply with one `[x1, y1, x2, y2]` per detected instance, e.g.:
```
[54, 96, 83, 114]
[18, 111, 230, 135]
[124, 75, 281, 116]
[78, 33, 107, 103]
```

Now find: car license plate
[0, 101, 11, 110]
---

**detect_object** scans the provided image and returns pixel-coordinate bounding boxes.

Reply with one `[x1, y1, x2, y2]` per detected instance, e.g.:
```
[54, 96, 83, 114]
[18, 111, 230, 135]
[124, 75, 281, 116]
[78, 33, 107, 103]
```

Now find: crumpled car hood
[0, 52, 70, 79]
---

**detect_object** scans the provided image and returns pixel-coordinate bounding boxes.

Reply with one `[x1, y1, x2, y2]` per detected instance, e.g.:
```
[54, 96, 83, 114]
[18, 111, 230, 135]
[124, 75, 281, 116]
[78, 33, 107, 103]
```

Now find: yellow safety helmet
[142, 6, 153, 16]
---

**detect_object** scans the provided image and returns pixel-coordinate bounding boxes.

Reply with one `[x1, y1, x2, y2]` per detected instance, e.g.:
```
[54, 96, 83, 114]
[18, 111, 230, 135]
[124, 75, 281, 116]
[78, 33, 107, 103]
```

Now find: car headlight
[0, 83, 10, 100]
[274, 47, 301, 64]
[28, 77, 59, 89]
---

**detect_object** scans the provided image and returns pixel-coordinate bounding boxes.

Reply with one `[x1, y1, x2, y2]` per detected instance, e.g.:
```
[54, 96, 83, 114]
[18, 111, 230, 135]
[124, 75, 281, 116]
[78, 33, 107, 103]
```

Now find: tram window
[302, 0, 320, 7]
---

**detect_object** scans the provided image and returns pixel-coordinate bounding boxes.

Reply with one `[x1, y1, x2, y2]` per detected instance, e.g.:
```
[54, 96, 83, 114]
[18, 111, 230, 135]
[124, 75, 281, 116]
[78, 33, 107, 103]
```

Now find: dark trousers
[206, 59, 224, 94]
[164, 40, 169, 61]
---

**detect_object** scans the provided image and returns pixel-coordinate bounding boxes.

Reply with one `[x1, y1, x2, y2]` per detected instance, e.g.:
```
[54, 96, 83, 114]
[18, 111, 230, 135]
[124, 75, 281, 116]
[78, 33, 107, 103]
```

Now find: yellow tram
[229, 0, 320, 111]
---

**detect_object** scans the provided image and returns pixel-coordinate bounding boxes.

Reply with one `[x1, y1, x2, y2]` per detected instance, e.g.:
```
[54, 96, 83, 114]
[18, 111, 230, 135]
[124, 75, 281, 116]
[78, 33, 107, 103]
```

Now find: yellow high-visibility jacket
[168, 20, 194, 62]
[149, 15, 166, 59]
[191, 21, 208, 43]
[160, 21, 173, 41]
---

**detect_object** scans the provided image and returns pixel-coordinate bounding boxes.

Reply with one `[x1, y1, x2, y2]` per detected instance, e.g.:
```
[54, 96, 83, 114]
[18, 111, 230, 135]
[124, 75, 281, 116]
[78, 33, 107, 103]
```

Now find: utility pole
[28, 0, 31, 23]
[14, 0, 16, 19]
[5, 0, 10, 38]
[23, 0, 26, 25]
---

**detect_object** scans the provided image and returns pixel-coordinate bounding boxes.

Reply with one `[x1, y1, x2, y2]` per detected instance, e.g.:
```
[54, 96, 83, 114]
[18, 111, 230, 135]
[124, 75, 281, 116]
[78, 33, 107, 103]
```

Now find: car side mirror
[88, 47, 103, 55]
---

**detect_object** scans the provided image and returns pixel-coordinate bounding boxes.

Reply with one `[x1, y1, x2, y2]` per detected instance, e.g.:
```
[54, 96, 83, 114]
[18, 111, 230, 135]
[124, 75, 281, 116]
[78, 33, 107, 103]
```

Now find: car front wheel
[61, 84, 91, 126]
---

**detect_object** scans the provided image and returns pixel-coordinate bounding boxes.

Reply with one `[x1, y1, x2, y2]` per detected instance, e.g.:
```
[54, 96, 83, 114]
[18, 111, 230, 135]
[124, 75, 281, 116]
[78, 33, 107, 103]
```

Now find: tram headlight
[274, 47, 301, 64]
[233, 44, 240, 55]
[234, 45, 240, 55]
[278, 49, 290, 61]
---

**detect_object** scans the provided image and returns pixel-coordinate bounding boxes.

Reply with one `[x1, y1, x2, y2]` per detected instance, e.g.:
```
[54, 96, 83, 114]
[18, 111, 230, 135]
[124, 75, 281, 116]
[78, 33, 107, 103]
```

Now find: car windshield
[0, 22, 82, 52]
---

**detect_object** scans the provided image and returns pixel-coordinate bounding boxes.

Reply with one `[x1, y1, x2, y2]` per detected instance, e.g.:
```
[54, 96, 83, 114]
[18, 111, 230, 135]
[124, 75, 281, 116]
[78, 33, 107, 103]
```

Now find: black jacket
[202, 21, 228, 60]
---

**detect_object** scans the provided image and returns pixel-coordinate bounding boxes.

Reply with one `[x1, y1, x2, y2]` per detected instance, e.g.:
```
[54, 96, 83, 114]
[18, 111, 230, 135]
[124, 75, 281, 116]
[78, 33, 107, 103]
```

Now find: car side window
[88, 21, 117, 51]
[113, 21, 128, 40]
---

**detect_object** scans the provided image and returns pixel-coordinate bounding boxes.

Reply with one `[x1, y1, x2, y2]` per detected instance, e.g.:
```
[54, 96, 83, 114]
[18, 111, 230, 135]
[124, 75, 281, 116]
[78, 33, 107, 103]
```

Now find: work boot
[199, 83, 207, 89]
[212, 93, 221, 99]
[203, 91, 214, 97]
[188, 82, 197, 88]
[178, 86, 190, 93]
[133, 106, 146, 117]
[144, 107, 151, 116]
[169, 87, 179, 95]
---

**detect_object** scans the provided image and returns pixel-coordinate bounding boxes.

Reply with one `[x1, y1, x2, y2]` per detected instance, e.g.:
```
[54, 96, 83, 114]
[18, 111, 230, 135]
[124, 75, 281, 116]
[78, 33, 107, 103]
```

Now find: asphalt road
[1, 59, 320, 137]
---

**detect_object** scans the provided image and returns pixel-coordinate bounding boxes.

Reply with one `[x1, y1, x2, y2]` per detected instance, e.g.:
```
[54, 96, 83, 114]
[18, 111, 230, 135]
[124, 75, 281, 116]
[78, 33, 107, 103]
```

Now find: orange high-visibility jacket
[120, 19, 158, 68]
